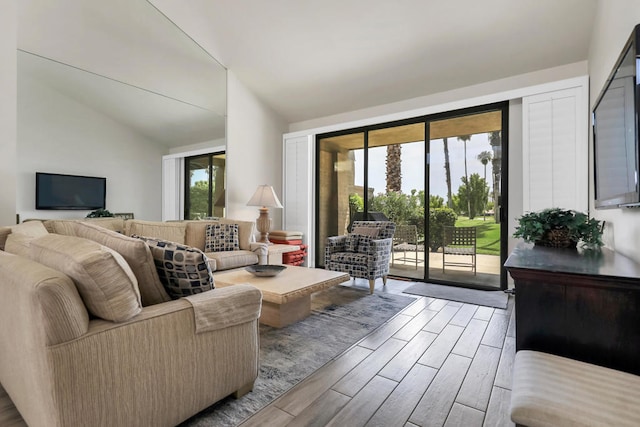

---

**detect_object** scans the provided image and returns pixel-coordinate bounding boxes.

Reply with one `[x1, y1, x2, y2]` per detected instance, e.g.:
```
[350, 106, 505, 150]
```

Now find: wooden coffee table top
[214, 266, 349, 305]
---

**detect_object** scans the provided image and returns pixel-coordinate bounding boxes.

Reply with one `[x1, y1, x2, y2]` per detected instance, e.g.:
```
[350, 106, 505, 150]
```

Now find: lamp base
[255, 207, 272, 244]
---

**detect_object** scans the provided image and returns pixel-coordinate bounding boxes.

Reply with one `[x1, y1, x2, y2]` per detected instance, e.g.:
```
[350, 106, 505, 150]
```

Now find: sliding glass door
[427, 109, 505, 289]
[316, 103, 507, 289]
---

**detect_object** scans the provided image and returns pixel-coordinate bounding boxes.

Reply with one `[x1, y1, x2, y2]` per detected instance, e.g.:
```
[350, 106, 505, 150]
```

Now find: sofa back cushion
[44, 218, 126, 234]
[70, 222, 171, 306]
[11, 220, 49, 238]
[29, 234, 142, 322]
[4, 221, 49, 257]
[134, 236, 214, 299]
[126, 220, 186, 245]
[184, 220, 220, 251]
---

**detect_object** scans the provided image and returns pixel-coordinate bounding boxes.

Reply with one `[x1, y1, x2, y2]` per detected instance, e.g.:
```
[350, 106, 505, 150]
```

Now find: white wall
[588, 0, 640, 262]
[0, 0, 17, 225]
[168, 138, 225, 155]
[226, 71, 288, 226]
[289, 62, 588, 133]
[18, 73, 166, 221]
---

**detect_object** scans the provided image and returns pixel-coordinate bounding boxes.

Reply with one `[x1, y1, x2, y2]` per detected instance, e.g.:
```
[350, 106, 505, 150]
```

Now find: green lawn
[454, 216, 501, 256]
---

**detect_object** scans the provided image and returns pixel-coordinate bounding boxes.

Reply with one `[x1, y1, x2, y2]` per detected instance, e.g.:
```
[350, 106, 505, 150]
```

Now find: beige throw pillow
[29, 234, 142, 322]
[351, 226, 380, 238]
[71, 222, 171, 306]
[11, 221, 49, 238]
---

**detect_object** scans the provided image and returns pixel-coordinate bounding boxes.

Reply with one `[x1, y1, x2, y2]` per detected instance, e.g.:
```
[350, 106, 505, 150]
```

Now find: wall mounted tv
[592, 23, 640, 209]
[36, 172, 106, 210]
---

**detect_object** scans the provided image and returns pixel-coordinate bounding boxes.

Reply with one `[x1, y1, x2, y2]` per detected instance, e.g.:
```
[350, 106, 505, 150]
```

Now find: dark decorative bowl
[245, 265, 287, 277]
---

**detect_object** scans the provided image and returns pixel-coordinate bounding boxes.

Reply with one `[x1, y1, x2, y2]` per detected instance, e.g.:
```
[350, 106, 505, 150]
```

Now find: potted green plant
[513, 207, 604, 249]
[86, 208, 114, 218]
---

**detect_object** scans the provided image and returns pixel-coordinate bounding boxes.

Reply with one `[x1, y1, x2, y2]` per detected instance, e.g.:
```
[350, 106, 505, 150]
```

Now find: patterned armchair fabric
[324, 221, 396, 294]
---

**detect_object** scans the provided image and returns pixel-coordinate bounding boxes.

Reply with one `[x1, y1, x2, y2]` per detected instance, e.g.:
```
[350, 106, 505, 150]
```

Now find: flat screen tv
[592, 24, 640, 209]
[36, 172, 106, 210]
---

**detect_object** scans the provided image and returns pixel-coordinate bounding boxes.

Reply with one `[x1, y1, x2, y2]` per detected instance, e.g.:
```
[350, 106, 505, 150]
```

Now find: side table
[267, 244, 301, 265]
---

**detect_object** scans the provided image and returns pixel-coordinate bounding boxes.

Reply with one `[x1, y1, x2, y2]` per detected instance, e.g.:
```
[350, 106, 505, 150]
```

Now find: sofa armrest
[45, 287, 261, 426]
[326, 235, 348, 253]
[250, 242, 268, 265]
[369, 237, 394, 264]
[184, 284, 262, 333]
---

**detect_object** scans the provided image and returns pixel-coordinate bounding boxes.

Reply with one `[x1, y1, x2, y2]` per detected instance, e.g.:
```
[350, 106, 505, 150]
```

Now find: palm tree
[458, 134, 472, 217]
[385, 144, 402, 193]
[443, 138, 452, 208]
[477, 150, 492, 220]
[489, 131, 501, 223]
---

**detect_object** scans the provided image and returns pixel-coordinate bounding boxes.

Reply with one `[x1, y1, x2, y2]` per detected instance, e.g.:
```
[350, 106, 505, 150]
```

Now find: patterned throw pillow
[205, 224, 240, 252]
[133, 235, 214, 299]
[345, 234, 360, 252]
[356, 235, 374, 254]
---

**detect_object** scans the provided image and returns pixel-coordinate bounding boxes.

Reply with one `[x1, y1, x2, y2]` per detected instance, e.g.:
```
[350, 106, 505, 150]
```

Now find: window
[184, 153, 226, 219]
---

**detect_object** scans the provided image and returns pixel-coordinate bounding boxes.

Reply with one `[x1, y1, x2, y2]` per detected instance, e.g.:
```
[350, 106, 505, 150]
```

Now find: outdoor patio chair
[392, 224, 424, 269]
[442, 226, 477, 275]
[324, 221, 396, 294]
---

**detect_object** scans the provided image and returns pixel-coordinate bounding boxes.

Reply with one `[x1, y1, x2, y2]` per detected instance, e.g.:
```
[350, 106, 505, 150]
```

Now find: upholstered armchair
[324, 221, 396, 294]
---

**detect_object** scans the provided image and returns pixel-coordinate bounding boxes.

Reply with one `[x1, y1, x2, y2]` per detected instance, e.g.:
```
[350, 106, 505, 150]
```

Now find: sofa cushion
[206, 250, 258, 271]
[185, 220, 219, 251]
[134, 236, 214, 299]
[126, 220, 186, 245]
[71, 222, 171, 306]
[11, 220, 49, 238]
[29, 234, 142, 322]
[4, 233, 34, 257]
[205, 223, 240, 252]
[44, 219, 78, 236]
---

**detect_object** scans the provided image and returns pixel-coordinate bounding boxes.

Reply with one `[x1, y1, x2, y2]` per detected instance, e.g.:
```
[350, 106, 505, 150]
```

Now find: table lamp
[247, 185, 283, 243]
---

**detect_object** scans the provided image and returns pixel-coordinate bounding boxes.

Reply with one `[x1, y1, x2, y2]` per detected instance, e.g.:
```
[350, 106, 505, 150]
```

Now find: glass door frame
[184, 151, 226, 220]
[315, 101, 509, 290]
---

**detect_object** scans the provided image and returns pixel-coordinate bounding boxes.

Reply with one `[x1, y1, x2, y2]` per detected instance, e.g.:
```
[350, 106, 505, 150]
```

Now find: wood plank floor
[241, 278, 515, 427]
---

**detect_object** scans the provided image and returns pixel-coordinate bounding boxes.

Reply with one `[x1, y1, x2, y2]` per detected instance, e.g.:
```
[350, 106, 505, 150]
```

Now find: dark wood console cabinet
[505, 244, 640, 375]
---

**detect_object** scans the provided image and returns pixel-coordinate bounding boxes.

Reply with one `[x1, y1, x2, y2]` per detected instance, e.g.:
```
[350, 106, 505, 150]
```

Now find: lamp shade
[246, 185, 283, 208]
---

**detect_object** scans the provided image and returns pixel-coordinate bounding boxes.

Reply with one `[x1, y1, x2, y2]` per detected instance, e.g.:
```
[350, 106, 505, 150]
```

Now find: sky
[354, 133, 497, 200]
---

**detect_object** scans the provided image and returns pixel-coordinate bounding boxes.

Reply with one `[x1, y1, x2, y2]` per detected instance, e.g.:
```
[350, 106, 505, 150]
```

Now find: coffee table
[213, 265, 350, 328]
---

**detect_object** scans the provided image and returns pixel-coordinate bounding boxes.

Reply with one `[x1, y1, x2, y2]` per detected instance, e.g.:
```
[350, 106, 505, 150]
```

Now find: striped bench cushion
[511, 350, 640, 427]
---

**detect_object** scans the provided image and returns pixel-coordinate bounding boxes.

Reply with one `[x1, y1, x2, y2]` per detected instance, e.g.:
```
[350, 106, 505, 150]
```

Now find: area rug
[180, 285, 417, 426]
[402, 282, 508, 309]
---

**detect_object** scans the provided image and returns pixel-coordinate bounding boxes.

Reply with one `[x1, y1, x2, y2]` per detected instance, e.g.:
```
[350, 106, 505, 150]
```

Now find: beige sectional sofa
[43, 217, 269, 271]
[0, 218, 264, 426]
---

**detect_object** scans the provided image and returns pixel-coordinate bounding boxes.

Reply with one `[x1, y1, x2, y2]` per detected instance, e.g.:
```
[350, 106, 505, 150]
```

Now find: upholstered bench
[511, 350, 640, 427]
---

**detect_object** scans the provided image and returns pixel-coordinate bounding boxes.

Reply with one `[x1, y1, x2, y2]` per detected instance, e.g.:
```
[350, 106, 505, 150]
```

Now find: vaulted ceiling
[151, 0, 598, 124]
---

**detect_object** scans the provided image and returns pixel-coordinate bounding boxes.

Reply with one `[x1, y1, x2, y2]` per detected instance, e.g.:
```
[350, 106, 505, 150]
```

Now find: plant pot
[534, 228, 577, 249]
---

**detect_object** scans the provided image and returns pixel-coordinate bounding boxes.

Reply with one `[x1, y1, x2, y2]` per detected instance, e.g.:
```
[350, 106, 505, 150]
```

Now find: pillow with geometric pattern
[344, 234, 360, 252]
[132, 235, 214, 299]
[204, 223, 240, 252]
[356, 235, 374, 254]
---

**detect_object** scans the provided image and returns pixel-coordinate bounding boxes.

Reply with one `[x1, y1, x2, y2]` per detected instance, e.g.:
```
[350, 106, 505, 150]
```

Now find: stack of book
[269, 230, 307, 266]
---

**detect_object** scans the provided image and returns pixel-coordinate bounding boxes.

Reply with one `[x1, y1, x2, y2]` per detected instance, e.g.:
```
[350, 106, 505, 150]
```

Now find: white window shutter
[522, 84, 588, 213]
[283, 135, 313, 266]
